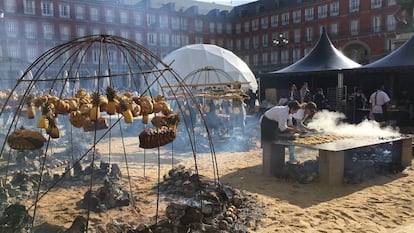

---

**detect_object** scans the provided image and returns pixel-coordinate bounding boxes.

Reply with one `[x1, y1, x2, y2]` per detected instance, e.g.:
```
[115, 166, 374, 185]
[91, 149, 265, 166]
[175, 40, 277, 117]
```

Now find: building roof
[361, 34, 414, 69]
[268, 27, 361, 75]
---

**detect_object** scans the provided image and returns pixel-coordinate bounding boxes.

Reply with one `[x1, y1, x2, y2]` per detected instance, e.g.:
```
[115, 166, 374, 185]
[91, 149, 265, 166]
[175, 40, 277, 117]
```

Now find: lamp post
[272, 33, 289, 47]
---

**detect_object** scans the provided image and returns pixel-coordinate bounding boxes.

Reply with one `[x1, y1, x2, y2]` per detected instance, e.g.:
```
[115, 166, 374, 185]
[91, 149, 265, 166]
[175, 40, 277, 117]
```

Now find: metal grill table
[262, 135, 413, 185]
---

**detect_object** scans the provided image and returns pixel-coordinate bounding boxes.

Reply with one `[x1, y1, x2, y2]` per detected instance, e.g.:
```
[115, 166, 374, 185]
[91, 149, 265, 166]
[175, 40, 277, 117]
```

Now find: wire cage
[0, 35, 225, 232]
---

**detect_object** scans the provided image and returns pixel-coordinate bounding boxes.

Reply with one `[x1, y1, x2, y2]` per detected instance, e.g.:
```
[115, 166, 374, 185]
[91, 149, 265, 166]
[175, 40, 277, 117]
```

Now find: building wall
[0, 0, 412, 86]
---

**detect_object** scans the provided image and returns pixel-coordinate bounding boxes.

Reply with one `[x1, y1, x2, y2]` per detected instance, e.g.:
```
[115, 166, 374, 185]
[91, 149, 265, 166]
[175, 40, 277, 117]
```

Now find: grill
[263, 133, 413, 185]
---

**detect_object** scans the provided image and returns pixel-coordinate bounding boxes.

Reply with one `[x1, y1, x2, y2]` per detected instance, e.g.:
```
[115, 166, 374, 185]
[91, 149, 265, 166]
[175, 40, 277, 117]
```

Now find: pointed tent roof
[269, 28, 361, 74]
[361, 35, 414, 69]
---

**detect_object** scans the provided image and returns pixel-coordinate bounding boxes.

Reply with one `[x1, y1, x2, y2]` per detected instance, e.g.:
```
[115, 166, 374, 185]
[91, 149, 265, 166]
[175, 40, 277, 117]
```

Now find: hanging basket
[7, 128, 47, 151]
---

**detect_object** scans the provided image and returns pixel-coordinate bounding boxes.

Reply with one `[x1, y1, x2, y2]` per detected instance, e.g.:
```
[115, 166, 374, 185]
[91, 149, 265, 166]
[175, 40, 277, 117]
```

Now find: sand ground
[16, 135, 413, 233]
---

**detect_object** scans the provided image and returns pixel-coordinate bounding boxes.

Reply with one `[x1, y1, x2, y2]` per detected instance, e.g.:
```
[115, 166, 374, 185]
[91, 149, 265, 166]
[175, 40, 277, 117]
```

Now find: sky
[196, 0, 257, 6]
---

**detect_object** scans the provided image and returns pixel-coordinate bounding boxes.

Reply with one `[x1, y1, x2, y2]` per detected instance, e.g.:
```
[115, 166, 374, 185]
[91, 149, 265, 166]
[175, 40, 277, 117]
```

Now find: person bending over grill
[287, 102, 318, 164]
[260, 100, 302, 149]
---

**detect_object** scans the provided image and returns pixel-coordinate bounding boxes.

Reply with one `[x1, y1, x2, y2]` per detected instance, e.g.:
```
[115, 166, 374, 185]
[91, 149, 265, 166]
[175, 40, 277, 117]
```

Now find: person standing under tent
[369, 84, 391, 123]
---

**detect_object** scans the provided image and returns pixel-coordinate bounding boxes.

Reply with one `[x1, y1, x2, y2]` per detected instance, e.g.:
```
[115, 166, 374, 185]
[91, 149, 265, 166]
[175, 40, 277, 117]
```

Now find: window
[349, 0, 360, 13]
[388, 0, 397, 6]
[91, 27, 100, 35]
[43, 23, 54, 39]
[294, 29, 301, 43]
[217, 22, 223, 34]
[209, 38, 215, 45]
[6, 20, 18, 37]
[371, 0, 382, 9]
[121, 30, 129, 39]
[236, 39, 241, 51]
[147, 33, 157, 46]
[24, 22, 37, 39]
[5, 0, 17, 13]
[180, 18, 188, 30]
[92, 49, 99, 64]
[60, 25, 70, 40]
[244, 21, 250, 33]
[330, 2, 339, 16]
[59, 4, 69, 18]
[281, 13, 289, 25]
[293, 10, 301, 23]
[271, 15, 278, 27]
[293, 49, 301, 62]
[120, 11, 128, 24]
[159, 33, 169, 46]
[261, 17, 268, 29]
[244, 38, 250, 50]
[226, 23, 232, 34]
[217, 39, 224, 47]
[171, 17, 179, 30]
[181, 35, 188, 46]
[76, 27, 86, 38]
[106, 29, 114, 35]
[90, 8, 99, 21]
[281, 50, 289, 64]
[262, 53, 268, 65]
[195, 36, 203, 44]
[105, 9, 114, 23]
[135, 15, 142, 26]
[252, 19, 259, 31]
[235, 24, 241, 34]
[24, 0, 35, 15]
[147, 14, 156, 26]
[41, 2, 53, 16]
[253, 54, 258, 66]
[330, 23, 339, 35]
[253, 36, 259, 48]
[350, 19, 359, 35]
[8, 46, 20, 58]
[209, 22, 215, 33]
[227, 39, 233, 50]
[305, 8, 314, 21]
[318, 5, 328, 19]
[306, 27, 313, 41]
[75, 5, 85, 20]
[135, 32, 143, 43]
[195, 19, 203, 32]
[271, 51, 278, 64]
[27, 46, 38, 62]
[171, 35, 181, 47]
[262, 34, 268, 47]
[160, 15, 168, 29]
[372, 16, 381, 32]
[386, 14, 396, 31]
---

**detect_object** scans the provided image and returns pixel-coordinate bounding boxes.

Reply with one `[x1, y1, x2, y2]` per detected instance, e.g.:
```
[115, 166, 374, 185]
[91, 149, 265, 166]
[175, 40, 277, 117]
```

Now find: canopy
[269, 27, 361, 74]
[361, 34, 414, 69]
[160, 44, 258, 92]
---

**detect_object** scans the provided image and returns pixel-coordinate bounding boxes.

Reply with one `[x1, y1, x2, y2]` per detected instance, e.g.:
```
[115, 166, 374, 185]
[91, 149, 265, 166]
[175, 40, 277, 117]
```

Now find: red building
[0, 0, 412, 89]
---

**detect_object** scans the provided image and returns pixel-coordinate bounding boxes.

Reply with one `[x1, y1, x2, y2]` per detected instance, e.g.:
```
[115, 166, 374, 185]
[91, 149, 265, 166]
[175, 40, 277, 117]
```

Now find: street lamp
[272, 33, 289, 47]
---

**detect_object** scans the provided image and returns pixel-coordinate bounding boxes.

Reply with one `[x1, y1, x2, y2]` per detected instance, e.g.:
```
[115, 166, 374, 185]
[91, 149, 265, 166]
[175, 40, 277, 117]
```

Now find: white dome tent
[159, 44, 258, 92]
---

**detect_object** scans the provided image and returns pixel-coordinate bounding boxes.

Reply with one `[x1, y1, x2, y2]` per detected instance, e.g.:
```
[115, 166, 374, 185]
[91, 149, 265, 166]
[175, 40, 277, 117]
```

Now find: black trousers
[261, 116, 281, 142]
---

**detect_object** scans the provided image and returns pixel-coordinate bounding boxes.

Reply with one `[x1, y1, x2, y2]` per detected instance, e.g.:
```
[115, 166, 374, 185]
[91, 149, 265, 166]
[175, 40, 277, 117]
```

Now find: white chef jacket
[263, 105, 290, 131]
[369, 90, 390, 114]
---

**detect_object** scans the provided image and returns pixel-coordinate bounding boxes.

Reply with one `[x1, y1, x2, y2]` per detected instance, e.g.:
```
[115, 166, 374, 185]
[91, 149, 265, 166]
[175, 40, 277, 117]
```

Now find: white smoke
[307, 110, 400, 137]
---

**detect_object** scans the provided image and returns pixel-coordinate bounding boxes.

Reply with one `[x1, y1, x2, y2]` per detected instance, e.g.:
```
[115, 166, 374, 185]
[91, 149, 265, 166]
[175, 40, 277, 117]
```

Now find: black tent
[259, 28, 361, 108]
[361, 34, 414, 70]
[269, 28, 361, 74]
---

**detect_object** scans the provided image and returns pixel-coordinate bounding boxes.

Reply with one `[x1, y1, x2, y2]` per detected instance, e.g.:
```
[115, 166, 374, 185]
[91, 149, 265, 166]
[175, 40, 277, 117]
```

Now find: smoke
[307, 110, 400, 137]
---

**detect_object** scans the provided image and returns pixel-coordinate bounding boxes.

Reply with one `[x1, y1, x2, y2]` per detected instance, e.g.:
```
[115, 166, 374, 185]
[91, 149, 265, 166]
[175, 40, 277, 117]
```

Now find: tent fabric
[361, 35, 414, 69]
[269, 28, 361, 74]
[160, 44, 258, 92]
